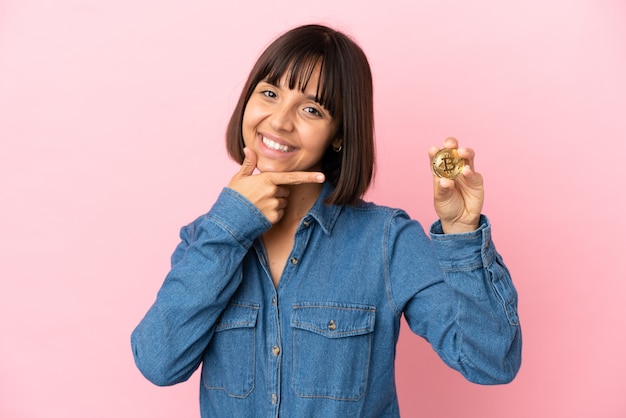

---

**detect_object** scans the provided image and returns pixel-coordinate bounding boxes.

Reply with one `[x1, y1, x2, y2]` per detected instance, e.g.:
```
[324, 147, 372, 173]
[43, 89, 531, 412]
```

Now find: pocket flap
[216, 301, 259, 331]
[291, 303, 375, 338]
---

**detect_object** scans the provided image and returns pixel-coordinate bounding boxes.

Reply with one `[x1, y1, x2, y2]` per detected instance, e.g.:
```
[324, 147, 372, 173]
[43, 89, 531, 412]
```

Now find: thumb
[238, 147, 257, 177]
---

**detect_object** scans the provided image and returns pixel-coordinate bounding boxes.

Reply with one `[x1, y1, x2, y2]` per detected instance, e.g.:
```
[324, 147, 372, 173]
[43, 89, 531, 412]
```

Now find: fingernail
[316, 174, 325, 182]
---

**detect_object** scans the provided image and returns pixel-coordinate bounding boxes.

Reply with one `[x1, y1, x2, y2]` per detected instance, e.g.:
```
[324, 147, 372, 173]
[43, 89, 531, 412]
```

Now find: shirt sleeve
[130, 188, 271, 386]
[388, 213, 522, 384]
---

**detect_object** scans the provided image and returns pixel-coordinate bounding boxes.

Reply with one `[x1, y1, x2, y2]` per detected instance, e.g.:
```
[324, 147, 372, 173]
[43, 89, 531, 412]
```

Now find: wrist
[440, 220, 479, 234]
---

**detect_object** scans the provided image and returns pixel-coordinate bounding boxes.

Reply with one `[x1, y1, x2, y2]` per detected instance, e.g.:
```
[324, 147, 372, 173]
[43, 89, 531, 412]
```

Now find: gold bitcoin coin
[431, 148, 464, 179]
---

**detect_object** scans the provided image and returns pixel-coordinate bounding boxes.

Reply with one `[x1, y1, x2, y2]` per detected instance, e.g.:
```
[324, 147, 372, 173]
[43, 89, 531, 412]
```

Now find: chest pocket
[291, 303, 376, 401]
[202, 301, 259, 398]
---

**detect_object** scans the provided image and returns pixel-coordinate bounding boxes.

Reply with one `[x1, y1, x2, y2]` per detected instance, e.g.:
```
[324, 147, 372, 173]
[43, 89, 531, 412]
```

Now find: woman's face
[241, 66, 339, 174]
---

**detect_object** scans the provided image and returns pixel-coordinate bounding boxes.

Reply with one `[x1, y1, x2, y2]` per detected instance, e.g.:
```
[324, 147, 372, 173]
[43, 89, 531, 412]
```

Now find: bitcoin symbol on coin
[441, 157, 456, 173]
[431, 148, 464, 179]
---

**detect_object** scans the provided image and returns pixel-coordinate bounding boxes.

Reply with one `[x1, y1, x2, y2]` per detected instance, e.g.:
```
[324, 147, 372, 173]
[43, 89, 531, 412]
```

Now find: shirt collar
[306, 182, 343, 236]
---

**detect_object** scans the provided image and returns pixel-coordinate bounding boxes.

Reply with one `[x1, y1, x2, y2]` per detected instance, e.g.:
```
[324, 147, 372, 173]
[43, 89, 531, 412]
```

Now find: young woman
[131, 24, 522, 417]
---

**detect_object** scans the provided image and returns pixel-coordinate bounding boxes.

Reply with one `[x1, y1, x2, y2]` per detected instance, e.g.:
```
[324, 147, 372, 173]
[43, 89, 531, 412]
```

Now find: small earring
[333, 144, 342, 152]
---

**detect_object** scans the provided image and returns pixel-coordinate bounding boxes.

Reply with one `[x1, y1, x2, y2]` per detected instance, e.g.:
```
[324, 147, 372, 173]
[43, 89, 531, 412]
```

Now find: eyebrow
[304, 94, 322, 104]
[260, 80, 324, 105]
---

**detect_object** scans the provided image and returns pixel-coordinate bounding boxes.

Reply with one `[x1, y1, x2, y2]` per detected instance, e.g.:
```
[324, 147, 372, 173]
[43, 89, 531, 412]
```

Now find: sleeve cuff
[201, 187, 272, 247]
[429, 215, 496, 268]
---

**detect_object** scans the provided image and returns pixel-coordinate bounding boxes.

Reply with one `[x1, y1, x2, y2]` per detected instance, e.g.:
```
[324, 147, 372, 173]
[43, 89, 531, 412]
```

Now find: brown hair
[225, 24, 375, 206]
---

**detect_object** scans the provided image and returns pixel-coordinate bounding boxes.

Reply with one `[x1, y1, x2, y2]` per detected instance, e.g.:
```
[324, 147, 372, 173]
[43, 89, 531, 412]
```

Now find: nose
[269, 102, 295, 132]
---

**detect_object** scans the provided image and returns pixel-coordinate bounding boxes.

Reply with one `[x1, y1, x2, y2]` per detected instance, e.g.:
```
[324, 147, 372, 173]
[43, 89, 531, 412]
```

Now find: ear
[332, 138, 343, 150]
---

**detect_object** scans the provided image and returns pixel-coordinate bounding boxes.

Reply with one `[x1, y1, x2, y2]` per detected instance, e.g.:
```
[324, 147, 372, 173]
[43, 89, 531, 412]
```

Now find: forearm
[131, 188, 271, 386]
[131, 245, 246, 386]
[429, 217, 522, 384]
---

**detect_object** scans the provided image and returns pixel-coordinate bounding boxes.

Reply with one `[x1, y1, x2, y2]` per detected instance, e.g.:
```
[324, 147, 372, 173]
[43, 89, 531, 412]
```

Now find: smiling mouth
[262, 136, 295, 152]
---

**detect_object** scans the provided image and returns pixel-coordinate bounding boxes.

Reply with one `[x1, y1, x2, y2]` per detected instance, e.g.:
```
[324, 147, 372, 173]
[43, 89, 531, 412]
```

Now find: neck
[278, 182, 323, 226]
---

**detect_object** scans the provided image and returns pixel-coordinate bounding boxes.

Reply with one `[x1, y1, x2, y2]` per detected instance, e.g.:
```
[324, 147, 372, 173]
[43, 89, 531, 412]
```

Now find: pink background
[1, 0, 625, 417]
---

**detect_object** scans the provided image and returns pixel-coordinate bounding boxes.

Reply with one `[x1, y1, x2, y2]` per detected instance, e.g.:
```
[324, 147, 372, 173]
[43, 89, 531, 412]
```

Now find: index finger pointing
[268, 171, 326, 185]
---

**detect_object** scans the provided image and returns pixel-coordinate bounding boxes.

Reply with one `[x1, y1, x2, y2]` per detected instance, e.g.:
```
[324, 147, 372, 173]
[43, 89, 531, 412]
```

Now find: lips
[262, 136, 295, 153]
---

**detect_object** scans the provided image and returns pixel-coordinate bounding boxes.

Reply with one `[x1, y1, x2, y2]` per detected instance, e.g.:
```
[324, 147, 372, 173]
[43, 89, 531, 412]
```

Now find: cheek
[241, 108, 252, 130]
[241, 109, 257, 141]
[312, 128, 336, 152]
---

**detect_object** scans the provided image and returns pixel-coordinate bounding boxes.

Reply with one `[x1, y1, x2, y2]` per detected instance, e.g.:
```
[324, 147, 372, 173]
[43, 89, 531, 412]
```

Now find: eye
[303, 106, 322, 117]
[261, 90, 277, 98]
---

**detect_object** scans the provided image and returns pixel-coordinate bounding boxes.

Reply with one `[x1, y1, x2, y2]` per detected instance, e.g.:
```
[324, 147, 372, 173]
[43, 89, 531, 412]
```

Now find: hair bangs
[261, 51, 341, 119]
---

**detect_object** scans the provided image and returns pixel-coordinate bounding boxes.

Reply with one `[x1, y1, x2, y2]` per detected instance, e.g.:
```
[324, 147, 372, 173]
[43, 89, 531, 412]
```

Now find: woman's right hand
[227, 147, 325, 224]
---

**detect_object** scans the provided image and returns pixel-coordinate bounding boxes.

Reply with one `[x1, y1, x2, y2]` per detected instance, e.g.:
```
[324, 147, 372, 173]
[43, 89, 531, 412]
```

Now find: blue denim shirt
[131, 183, 521, 417]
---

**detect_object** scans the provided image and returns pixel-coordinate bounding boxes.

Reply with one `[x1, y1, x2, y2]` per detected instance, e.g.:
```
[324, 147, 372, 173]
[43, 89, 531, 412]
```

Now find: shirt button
[327, 320, 337, 331]
[272, 345, 280, 356]
[272, 297, 277, 305]
[290, 257, 299, 265]
[271, 393, 277, 404]
[303, 219, 310, 227]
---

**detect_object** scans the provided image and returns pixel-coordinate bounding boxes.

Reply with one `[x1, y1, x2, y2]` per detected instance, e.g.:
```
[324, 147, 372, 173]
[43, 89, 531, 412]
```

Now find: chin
[256, 161, 288, 173]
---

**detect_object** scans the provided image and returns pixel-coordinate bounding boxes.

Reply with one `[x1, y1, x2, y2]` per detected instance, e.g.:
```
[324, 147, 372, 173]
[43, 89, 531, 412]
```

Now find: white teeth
[263, 136, 293, 152]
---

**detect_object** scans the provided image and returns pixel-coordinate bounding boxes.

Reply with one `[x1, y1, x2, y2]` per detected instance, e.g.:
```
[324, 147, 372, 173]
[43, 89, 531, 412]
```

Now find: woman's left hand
[429, 137, 484, 234]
